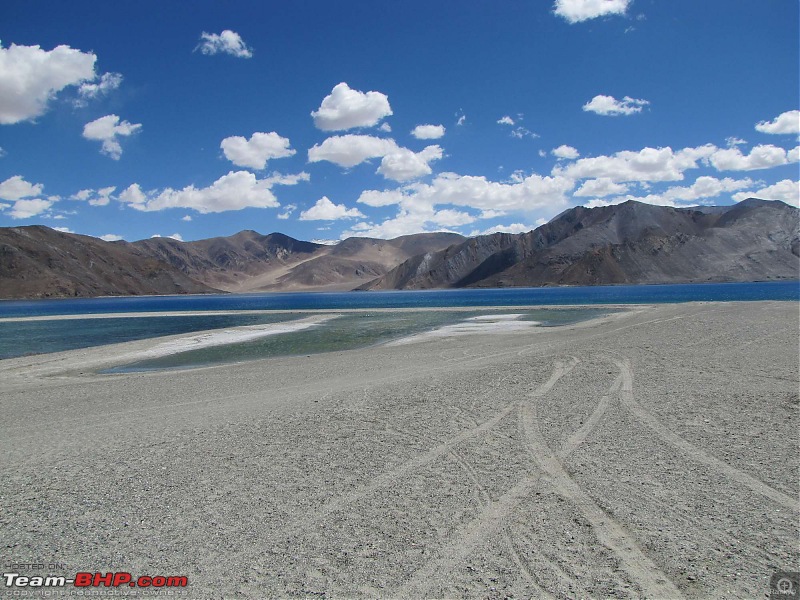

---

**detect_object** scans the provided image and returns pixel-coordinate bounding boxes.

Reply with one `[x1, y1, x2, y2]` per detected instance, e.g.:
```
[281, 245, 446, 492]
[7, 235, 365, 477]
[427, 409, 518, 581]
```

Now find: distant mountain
[359, 199, 799, 290]
[0, 227, 463, 299]
[0, 226, 216, 299]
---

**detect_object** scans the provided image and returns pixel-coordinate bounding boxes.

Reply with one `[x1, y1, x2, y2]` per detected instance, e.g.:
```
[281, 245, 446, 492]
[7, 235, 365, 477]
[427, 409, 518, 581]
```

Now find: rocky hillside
[359, 199, 799, 290]
[0, 227, 463, 299]
[0, 226, 216, 299]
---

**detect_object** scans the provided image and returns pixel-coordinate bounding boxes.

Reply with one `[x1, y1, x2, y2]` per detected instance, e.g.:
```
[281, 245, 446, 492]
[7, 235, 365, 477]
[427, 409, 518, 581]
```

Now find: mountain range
[0, 199, 796, 299]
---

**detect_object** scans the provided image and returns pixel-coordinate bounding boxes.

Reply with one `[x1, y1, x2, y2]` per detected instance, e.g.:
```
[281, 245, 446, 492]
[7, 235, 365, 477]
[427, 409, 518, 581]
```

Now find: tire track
[392, 357, 580, 598]
[448, 449, 553, 598]
[519, 364, 685, 600]
[614, 358, 798, 511]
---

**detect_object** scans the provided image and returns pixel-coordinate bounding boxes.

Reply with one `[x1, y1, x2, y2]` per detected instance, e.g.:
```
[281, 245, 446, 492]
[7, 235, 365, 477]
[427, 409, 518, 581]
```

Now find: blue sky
[1, 0, 798, 243]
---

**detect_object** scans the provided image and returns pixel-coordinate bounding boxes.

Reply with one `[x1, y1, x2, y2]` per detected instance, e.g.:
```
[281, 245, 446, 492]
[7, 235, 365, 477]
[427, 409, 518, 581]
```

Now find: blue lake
[0, 281, 796, 363]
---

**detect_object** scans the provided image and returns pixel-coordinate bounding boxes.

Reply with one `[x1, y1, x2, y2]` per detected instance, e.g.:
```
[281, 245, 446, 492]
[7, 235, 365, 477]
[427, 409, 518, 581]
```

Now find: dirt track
[0, 301, 797, 598]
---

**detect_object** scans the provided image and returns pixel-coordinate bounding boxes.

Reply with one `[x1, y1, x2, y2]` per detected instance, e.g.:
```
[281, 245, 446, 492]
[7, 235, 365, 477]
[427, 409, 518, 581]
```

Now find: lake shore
[0, 301, 797, 598]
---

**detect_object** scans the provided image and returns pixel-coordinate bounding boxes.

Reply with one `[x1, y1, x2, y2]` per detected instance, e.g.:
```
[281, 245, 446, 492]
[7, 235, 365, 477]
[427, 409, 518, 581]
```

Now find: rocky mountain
[359, 199, 799, 290]
[0, 227, 463, 299]
[0, 226, 216, 299]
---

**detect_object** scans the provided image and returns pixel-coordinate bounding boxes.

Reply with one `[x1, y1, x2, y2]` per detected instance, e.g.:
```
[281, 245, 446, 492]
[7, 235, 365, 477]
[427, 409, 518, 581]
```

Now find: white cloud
[76, 72, 122, 104]
[709, 144, 797, 171]
[456, 113, 466, 126]
[151, 233, 184, 241]
[552, 145, 580, 159]
[308, 134, 398, 168]
[554, 0, 632, 23]
[196, 30, 252, 58]
[0, 146, 5, 157]
[377, 145, 443, 182]
[53, 226, 73, 233]
[574, 177, 629, 197]
[347, 170, 575, 238]
[470, 223, 535, 236]
[72, 186, 115, 206]
[588, 176, 760, 208]
[583, 94, 649, 116]
[311, 82, 392, 131]
[510, 126, 538, 139]
[411, 124, 445, 140]
[118, 170, 309, 213]
[299, 196, 365, 221]
[755, 110, 800, 135]
[181, 215, 192, 222]
[99, 233, 123, 242]
[0, 175, 44, 200]
[220, 131, 295, 170]
[82, 114, 142, 159]
[732, 179, 799, 206]
[379, 122, 392, 132]
[0, 42, 96, 124]
[7, 198, 54, 219]
[497, 116, 515, 126]
[277, 204, 297, 220]
[726, 137, 747, 147]
[555, 145, 716, 183]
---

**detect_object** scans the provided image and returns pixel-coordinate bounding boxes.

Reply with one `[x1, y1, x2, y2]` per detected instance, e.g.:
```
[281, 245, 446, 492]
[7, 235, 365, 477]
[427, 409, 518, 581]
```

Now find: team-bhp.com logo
[3, 572, 188, 589]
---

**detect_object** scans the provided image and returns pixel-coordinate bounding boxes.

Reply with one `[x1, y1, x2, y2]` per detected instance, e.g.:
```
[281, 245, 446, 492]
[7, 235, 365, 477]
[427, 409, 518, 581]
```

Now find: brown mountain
[359, 199, 800, 290]
[0, 227, 463, 299]
[0, 226, 216, 299]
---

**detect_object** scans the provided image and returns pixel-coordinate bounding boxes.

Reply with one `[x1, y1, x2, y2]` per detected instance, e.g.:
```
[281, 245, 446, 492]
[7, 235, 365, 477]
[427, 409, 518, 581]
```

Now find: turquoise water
[1, 281, 797, 318]
[107, 308, 609, 373]
[0, 281, 796, 364]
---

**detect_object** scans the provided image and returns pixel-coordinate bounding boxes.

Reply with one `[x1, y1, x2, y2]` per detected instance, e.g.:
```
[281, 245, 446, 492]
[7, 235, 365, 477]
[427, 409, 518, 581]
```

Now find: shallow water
[107, 308, 611, 373]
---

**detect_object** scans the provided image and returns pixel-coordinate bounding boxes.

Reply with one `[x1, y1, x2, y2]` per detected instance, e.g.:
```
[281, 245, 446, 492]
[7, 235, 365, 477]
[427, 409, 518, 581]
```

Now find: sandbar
[0, 301, 797, 598]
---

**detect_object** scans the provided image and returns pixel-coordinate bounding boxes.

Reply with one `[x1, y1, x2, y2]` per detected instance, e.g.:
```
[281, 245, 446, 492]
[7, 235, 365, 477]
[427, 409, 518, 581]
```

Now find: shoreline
[0, 301, 797, 598]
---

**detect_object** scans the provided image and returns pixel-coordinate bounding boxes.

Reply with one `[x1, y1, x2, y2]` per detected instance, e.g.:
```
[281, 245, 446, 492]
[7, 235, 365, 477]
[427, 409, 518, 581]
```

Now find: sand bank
[0, 301, 797, 598]
[386, 313, 540, 345]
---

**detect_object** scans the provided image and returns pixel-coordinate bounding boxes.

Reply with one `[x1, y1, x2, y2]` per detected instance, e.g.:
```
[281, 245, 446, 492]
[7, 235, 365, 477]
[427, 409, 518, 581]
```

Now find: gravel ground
[0, 301, 797, 599]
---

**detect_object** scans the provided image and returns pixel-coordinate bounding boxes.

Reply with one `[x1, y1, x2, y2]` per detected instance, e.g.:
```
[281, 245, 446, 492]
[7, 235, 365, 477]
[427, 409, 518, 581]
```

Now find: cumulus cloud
[151, 233, 184, 241]
[377, 145, 443, 182]
[411, 124, 445, 140]
[552, 145, 580, 160]
[311, 82, 392, 131]
[583, 94, 649, 116]
[118, 170, 309, 213]
[71, 186, 116, 206]
[53, 226, 74, 233]
[555, 145, 715, 183]
[709, 144, 797, 171]
[732, 179, 799, 206]
[346, 170, 575, 238]
[181, 215, 192, 222]
[299, 196, 365, 221]
[497, 116, 515, 126]
[586, 176, 759, 208]
[196, 30, 252, 58]
[82, 114, 142, 159]
[755, 110, 800, 135]
[220, 131, 295, 170]
[470, 223, 536, 236]
[574, 177, 629, 197]
[554, 0, 632, 23]
[99, 233, 123, 242]
[378, 122, 392, 133]
[0, 42, 97, 124]
[7, 198, 54, 219]
[76, 72, 122, 105]
[308, 134, 397, 168]
[0, 175, 44, 200]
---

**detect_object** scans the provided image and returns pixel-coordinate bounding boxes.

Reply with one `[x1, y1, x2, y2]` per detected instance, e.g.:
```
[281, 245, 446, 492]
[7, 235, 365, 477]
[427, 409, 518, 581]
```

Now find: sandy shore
[0, 301, 797, 598]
